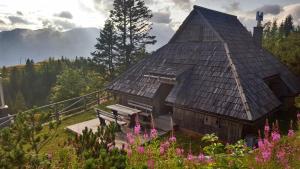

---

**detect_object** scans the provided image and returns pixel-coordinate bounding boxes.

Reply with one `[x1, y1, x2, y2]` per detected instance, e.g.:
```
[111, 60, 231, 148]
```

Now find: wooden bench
[94, 108, 126, 126]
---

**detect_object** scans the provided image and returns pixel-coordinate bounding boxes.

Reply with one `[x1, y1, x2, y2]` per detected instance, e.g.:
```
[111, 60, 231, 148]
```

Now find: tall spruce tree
[91, 20, 117, 79]
[110, 0, 156, 70]
[270, 19, 278, 37]
[283, 15, 294, 37]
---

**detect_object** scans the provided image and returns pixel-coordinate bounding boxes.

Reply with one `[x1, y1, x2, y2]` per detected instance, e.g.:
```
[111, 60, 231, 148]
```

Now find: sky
[1, 0, 300, 30]
[0, 0, 300, 50]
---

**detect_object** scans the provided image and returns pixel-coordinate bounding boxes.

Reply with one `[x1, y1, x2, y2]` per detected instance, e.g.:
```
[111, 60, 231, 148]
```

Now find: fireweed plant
[248, 112, 300, 169]
[125, 116, 252, 169]
[124, 113, 300, 169]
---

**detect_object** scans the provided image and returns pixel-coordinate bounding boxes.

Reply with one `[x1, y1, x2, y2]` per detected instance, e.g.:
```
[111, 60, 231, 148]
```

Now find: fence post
[54, 106, 60, 124]
[84, 96, 87, 111]
[97, 91, 100, 105]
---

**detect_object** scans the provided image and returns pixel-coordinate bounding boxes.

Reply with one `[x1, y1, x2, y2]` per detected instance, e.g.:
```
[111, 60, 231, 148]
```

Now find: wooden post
[97, 91, 100, 105]
[55, 106, 60, 124]
[84, 97, 87, 111]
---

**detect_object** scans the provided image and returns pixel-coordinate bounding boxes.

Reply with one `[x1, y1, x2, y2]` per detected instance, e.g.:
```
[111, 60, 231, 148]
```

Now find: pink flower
[150, 128, 158, 138]
[134, 123, 141, 135]
[187, 154, 194, 161]
[176, 148, 182, 156]
[271, 131, 281, 142]
[276, 150, 286, 160]
[169, 136, 176, 142]
[264, 125, 270, 131]
[262, 149, 271, 161]
[126, 133, 135, 144]
[297, 113, 300, 121]
[258, 138, 264, 148]
[137, 146, 145, 154]
[255, 156, 262, 163]
[263, 138, 272, 148]
[198, 153, 205, 162]
[143, 132, 149, 140]
[288, 129, 295, 137]
[127, 148, 132, 157]
[163, 141, 170, 148]
[160, 146, 165, 154]
[147, 159, 154, 169]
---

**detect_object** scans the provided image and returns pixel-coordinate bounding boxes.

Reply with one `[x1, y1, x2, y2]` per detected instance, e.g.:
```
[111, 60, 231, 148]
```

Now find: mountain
[0, 25, 174, 67]
[0, 28, 98, 66]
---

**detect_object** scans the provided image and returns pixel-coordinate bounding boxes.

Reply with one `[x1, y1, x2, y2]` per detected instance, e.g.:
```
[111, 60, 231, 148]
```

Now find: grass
[38, 109, 96, 155]
[37, 99, 117, 156]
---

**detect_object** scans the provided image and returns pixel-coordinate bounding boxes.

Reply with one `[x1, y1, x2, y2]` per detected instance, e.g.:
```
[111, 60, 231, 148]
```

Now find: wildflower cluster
[254, 117, 298, 169]
[125, 113, 300, 168]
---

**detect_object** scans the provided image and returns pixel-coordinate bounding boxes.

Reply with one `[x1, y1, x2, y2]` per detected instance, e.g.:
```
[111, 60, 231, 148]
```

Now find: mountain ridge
[0, 27, 99, 66]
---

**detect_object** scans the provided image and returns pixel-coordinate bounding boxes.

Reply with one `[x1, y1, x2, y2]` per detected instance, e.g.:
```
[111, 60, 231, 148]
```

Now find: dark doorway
[155, 83, 174, 115]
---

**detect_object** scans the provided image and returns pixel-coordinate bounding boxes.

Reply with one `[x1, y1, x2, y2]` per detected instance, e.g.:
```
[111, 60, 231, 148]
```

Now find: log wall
[173, 107, 243, 142]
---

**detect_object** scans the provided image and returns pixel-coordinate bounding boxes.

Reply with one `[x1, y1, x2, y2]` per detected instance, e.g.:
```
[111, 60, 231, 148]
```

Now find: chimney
[253, 11, 263, 47]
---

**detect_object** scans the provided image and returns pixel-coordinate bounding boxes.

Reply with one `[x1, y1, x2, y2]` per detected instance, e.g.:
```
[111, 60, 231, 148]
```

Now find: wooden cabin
[107, 6, 300, 142]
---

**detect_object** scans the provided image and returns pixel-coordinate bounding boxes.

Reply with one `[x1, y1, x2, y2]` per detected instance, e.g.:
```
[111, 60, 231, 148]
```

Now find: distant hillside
[0, 28, 98, 66]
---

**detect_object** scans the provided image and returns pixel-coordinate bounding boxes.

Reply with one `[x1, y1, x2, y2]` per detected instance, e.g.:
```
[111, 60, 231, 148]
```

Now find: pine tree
[279, 21, 285, 38]
[91, 20, 118, 79]
[13, 91, 26, 113]
[110, 0, 156, 70]
[270, 19, 278, 37]
[22, 59, 36, 107]
[283, 15, 294, 37]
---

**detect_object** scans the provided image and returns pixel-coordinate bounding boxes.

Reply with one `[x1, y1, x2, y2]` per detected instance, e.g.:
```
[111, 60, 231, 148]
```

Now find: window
[204, 116, 220, 128]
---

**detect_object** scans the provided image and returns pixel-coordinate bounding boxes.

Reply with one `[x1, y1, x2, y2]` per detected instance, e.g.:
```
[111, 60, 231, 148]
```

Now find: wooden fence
[0, 90, 111, 128]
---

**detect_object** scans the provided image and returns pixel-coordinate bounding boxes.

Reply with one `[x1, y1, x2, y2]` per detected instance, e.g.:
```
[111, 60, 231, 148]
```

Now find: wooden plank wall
[173, 107, 243, 142]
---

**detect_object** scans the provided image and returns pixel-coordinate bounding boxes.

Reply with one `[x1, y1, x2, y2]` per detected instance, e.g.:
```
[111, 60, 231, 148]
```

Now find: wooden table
[106, 104, 141, 128]
[106, 104, 141, 116]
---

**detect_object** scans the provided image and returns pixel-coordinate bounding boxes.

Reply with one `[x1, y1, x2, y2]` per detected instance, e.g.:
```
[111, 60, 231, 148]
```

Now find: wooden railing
[0, 90, 111, 128]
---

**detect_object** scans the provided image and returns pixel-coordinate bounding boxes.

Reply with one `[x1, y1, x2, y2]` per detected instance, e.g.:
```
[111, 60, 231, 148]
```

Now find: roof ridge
[223, 43, 253, 120]
[193, 5, 237, 18]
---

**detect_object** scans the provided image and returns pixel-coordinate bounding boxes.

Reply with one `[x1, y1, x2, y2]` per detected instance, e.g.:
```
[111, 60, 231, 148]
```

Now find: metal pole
[0, 75, 6, 109]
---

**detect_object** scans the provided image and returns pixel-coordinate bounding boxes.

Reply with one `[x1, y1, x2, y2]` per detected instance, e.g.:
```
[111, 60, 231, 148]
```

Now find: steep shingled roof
[107, 6, 300, 121]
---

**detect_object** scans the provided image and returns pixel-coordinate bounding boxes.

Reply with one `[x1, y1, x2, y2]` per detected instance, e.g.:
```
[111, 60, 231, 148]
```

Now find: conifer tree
[22, 59, 36, 107]
[13, 91, 26, 113]
[110, 0, 156, 70]
[270, 19, 278, 37]
[283, 15, 294, 37]
[91, 20, 118, 79]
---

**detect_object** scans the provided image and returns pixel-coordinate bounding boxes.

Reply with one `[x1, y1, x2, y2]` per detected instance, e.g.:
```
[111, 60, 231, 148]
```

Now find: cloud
[93, 0, 113, 13]
[16, 11, 23, 16]
[53, 20, 76, 30]
[41, 18, 75, 31]
[275, 3, 300, 25]
[54, 11, 73, 19]
[148, 23, 175, 51]
[152, 12, 171, 24]
[0, 19, 5, 25]
[254, 5, 282, 15]
[8, 16, 31, 25]
[223, 2, 240, 12]
[171, 0, 192, 10]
